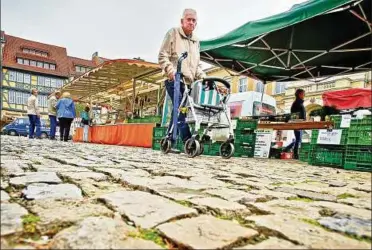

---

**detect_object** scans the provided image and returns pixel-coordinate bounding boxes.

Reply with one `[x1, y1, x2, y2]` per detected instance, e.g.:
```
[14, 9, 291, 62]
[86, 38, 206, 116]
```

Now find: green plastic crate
[299, 143, 312, 162]
[309, 145, 345, 168]
[347, 130, 371, 145]
[153, 127, 168, 138]
[234, 130, 256, 145]
[203, 142, 222, 156]
[236, 119, 258, 130]
[234, 144, 255, 158]
[345, 145, 372, 165]
[311, 129, 349, 145]
[344, 162, 372, 172]
[330, 115, 343, 129]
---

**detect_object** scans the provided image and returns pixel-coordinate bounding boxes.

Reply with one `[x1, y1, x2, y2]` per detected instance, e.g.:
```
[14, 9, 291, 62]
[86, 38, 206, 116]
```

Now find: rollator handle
[177, 52, 188, 72]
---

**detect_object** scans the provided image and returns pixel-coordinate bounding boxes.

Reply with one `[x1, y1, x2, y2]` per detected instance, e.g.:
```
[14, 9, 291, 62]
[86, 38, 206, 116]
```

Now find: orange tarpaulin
[73, 123, 155, 148]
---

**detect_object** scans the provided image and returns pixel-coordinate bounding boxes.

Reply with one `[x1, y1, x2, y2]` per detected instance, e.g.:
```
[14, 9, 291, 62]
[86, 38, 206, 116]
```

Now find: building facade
[205, 66, 371, 116]
[1, 31, 96, 120]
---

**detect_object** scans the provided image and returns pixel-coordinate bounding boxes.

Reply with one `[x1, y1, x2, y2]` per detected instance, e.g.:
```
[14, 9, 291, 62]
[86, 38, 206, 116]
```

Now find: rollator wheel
[184, 139, 201, 158]
[160, 138, 171, 154]
[198, 143, 204, 156]
[220, 142, 235, 159]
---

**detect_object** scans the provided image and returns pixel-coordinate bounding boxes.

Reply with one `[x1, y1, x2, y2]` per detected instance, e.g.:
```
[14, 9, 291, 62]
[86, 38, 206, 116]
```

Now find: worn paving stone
[50, 216, 162, 249]
[188, 197, 249, 215]
[1, 203, 28, 236]
[338, 197, 371, 210]
[318, 214, 371, 239]
[77, 179, 129, 197]
[250, 188, 298, 200]
[352, 184, 371, 193]
[203, 188, 261, 202]
[22, 183, 83, 200]
[245, 215, 371, 249]
[1, 163, 25, 176]
[27, 199, 114, 234]
[329, 181, 347, 187]
[99, 190, 198, 229]
[157, 215, 259, 249]
[1, 190, 10, 202]
[310, 201, 371, 220]
[1, 179, 9, 190]
[275, 187, 337, 202]
[9, 172, 62, 187]
[235, 237, 308, 249]
[59, 171, 108, 182]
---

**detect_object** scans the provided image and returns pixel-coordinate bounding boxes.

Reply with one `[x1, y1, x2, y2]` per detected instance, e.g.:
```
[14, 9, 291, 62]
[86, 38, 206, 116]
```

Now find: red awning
[322, 88, 372, 110]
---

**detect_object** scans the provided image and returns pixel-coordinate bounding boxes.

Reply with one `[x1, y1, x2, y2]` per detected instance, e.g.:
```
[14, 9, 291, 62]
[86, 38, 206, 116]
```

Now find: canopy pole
[132, 79, 136, 119]
[259, 80, 266, 116]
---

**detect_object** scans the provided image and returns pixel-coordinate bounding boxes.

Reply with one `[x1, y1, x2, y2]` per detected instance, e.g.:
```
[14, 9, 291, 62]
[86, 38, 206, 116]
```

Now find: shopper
[158, 8, 206, 152]
[27, 88, 41, 139]
[56, 92, 76, 142]
[284, 89, 306, 159]
[81, 106, 90, 142]
[47, 90, 61, 140]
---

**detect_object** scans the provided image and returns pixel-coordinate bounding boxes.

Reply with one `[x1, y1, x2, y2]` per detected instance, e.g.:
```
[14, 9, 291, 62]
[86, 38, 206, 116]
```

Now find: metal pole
[132, 79, 136, 119]
[259, 80, 266, 116]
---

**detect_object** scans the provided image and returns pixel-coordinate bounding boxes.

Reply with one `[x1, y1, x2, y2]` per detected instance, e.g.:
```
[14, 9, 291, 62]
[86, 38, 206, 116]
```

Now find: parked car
[1, 117, 50, 138]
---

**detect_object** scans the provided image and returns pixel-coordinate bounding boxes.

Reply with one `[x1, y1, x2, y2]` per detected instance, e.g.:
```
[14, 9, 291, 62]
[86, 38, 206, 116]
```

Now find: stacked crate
[233, 119, 258, 158]
[344, 115, 372, 172]
[309, 115, 348, 168]
[152, 127, 168, 150]
[299, 142, 312, 162]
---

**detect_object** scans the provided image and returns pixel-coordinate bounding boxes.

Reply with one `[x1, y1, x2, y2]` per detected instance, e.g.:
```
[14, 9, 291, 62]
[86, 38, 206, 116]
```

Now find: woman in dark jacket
[284, 89, 306, 159]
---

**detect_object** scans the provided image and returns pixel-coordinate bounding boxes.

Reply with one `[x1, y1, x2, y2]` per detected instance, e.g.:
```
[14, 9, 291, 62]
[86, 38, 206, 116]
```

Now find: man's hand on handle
[168, 72, 175, 82]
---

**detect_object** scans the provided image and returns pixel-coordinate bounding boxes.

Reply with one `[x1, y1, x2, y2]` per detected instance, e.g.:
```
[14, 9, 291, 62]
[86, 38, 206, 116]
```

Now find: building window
[23, 48, 29, 53]
[9, 71, 16, 81]
[16, 92, 23, 104]
[44, 63, 50, 69]
[38, 76, 45, 86]
[50, 64, 56, 70]
[51, 79, 56, 88]
[37, 61, 43, 68]
[35, 51, 42, 56]
[238, 77, 248, 93]
[56, 79, 63, 88]
[8, 91, 16, 104]
[23, 93, 29, 105]
[255, 81, 264, 93]
[274, 82, 287, 94]
[16, 72, 24, 83]
[17, 58, 23, 64]
[30, 60, 36, 66]
[23, 59, 30, 65]
[30, 50, 35, 55]
[45, 78, 51, 87]
[41, 52, 48, 57]
[24, 74, 31, 84]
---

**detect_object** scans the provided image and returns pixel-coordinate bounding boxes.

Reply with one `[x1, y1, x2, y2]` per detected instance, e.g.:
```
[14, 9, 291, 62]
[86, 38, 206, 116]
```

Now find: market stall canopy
[61, 59, 164, 106]
[322, 88, 372, 110]
[200, 0, 371, 82]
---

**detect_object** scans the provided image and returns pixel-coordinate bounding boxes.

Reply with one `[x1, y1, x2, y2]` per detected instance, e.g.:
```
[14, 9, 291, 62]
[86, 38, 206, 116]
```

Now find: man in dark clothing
[284, 89, 306, 159]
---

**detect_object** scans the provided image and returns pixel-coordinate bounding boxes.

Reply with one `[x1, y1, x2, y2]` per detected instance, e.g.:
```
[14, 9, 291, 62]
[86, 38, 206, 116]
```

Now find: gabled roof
[2, 34, 71, 77]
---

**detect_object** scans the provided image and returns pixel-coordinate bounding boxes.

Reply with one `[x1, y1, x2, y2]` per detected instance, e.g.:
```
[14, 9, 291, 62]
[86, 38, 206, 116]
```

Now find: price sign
[317, 129, 342, 145]
[254, 129, 273, 158]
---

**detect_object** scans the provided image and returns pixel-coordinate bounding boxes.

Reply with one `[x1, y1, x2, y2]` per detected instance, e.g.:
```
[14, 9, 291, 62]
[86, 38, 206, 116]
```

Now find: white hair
[182, 8, 197, 19]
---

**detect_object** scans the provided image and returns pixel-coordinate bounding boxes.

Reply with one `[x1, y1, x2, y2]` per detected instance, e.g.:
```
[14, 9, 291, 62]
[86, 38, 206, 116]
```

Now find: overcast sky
[2, 0, 306, 63]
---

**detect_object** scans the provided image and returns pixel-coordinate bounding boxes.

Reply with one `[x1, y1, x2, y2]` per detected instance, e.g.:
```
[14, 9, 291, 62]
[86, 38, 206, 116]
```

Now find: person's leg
[59, 118, 66, 141]
[83, 125, 88, 142]
[28, 115, 35, 138]
[64, 118, 73, 141]
[49, 115, 57, 139]
[35, 116, 41, 138]
[178, 83, 191, 142]
[293, 130, 302, 159]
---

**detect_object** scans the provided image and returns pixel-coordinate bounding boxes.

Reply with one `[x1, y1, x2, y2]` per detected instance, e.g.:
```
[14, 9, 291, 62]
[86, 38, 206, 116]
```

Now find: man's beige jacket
[48, 96, 58, 116]
[27, 95, 40, 115]
[158, 27, 206, 85]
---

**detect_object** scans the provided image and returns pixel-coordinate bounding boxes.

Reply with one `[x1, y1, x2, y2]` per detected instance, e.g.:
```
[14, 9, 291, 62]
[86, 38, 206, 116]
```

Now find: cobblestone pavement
[1, 135, 371, 249]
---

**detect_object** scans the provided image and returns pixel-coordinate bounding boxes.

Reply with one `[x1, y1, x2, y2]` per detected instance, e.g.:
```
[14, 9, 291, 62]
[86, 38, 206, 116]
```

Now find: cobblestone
[1, 135, 371, 249]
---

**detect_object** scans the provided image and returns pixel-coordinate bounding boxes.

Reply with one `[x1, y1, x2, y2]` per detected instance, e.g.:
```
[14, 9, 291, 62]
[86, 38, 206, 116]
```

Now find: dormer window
[17, 57, 56, 70]
[22, 48, 48, 57]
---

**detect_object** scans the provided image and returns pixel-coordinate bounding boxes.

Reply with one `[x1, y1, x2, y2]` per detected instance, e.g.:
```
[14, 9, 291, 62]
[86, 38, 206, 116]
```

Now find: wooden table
[257, 121, 334, 130]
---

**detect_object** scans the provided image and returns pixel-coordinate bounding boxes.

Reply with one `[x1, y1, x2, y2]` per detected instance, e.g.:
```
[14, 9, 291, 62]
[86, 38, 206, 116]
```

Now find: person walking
[158, 8, 206, 152]
[27, 88, 41, 139]
[80, 106, 91, 142]
[56, 92, 76, 142]
[284, 89, 306, 159]
[47, 91, 61, 140]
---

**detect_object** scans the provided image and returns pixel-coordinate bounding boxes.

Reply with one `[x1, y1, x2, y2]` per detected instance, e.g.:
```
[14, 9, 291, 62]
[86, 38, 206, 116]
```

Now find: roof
[200, 0, 371, 82]
[61, 59, 164, 106]
[2, 32, 98, 79]
[2, 34, 71, 77]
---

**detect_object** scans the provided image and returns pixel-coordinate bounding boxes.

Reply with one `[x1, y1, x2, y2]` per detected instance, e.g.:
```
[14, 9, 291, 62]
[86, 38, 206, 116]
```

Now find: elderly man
[48, 90, 61, 140]
[159, 8, 206, 151]
[27, 88, 41, 139]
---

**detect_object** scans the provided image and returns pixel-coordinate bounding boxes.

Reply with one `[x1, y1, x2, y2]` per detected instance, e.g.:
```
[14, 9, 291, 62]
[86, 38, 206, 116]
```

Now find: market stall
[60, 58, 166, 147]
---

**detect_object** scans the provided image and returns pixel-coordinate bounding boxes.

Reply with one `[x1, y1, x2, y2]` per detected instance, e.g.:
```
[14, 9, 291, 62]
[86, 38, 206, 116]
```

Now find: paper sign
[340, 115, 351, 128]
[254, 129, 273, 158]
[317, 129, 342, 145]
